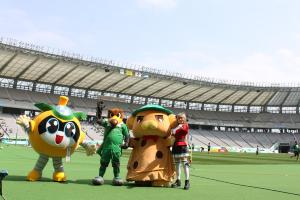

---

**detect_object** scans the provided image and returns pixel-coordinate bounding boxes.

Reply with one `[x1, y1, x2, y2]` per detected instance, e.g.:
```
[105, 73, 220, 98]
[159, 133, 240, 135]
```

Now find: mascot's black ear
[35, 103, 53, 112]
[74, 112, 87, 121]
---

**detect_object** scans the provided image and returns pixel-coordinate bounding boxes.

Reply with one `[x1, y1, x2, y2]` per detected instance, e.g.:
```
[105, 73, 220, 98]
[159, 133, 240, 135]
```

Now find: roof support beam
[102, 75, 131, 91]
[202, 88, 228, 104]
[53, 64, 80, 85]
[15, 57, 40, 79]
[70, 67, 95, 87]
[248, 91, 264, 106]
[86, 71, 115, 90]
[247, 91, 264, 112]
[264, 90, 279, 107]
[190, 87, 216, 102]
[35, 61, 60, 82]
[160, 84, 189, 99]
[0, 53, 18, 74]
[280, 90, 293, 113]
[174, 86, 204, 101]
[118, 78, 146, 93]
[232, 90, 252, 106]
[147, 82, 177, 97]
[131, 80, 162, 96]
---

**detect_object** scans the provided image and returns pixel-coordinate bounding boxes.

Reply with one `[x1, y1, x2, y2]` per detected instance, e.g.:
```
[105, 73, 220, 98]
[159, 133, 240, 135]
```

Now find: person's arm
[174, 123, 188, 136]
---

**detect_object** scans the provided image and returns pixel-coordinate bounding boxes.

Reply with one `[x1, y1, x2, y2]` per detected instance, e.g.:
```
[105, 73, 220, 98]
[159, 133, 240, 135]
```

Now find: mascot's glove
[81, 143, 97, 156]
[121, 135, 130, 149]
[16, 115, 31, 131]
[121, 142, 129, 149]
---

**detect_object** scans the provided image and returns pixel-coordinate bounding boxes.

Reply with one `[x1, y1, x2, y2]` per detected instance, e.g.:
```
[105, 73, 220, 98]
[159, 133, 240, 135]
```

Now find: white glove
[16, 115, 31, 130]
[172, 124, 183, 135]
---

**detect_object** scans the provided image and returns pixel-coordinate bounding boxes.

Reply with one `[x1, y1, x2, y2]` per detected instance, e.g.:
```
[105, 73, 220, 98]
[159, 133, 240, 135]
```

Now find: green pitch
[0, 145, 300, 200]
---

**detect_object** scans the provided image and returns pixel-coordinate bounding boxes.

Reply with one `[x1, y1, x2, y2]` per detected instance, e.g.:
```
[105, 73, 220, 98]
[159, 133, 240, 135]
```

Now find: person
[290, 141, 299, 161]
[207, 142, 211, 154]
[171, 113, 190, 190]
[201, 147, 204, 152]
[256, 145, 259, 156]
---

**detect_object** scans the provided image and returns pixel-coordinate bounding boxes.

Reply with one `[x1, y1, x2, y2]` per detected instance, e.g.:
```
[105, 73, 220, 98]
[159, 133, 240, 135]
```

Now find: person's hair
[177, 113, 187, 121]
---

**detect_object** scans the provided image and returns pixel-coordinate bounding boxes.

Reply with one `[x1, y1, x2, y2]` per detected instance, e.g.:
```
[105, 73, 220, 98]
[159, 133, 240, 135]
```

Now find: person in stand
[207, 142, 211, 154]
[171, 113, 190, 190]
[290, 141, 299, 161]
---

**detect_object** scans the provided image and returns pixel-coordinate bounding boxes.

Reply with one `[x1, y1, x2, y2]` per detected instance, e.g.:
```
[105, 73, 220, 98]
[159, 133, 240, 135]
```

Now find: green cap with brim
[132, 104, 173, 116]
[35, 103, 87, 121]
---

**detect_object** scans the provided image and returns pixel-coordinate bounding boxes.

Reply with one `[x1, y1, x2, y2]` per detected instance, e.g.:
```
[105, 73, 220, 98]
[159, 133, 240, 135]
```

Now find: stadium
[1, 38, 300, 200]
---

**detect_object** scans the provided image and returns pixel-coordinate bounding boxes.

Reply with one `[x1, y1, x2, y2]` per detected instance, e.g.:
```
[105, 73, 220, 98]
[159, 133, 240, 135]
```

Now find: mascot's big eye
[64, 122, 76, 137]
[117, 113, 122, 118]
[155, 115, 163, 123]
[109, 112, 114, 118]
[137, 116, 144, 123]
[46, 118, 59, 134]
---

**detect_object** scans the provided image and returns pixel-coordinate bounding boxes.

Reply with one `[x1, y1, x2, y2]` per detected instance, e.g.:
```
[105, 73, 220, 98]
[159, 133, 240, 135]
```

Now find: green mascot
[92, 100, 129, 186]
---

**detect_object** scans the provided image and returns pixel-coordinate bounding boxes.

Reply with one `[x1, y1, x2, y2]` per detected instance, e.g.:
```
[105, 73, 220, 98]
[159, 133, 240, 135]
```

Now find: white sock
[183, 161, 190, 180]
[176, 161, 181, 180]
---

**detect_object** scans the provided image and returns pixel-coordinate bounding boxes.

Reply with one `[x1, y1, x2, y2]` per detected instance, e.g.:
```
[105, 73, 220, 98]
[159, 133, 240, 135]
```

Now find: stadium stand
[0, 39, 300, 149]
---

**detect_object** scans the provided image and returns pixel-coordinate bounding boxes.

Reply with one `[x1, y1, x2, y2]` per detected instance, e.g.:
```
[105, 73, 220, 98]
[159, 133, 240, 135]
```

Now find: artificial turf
[0, 145, 300, 200]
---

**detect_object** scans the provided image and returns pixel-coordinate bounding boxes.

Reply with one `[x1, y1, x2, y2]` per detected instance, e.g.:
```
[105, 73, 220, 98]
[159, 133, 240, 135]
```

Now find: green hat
[132, 104, 173, 116]
[34, 96, 87, 121]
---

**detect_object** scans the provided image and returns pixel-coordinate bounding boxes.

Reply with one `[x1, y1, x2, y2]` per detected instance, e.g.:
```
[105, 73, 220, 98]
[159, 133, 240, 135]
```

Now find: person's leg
[171, 157, 181, 187]
[183, 157, 190, 190]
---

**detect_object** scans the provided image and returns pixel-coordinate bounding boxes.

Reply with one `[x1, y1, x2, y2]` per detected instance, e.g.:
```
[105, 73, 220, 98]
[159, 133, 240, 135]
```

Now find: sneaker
[184, 180, 190, 190]
[171, 179, 181, 188]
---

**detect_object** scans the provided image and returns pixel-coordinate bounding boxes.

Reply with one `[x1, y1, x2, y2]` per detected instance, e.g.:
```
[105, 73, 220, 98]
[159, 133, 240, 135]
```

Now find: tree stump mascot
[126, 104, 177, 187]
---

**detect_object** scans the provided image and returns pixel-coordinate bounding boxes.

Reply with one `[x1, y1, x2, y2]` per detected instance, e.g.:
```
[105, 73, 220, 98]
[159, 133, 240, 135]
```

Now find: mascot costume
[126, 104, 177, 186]
[92, 101, 129, 186]
[16, 96, 95, 182]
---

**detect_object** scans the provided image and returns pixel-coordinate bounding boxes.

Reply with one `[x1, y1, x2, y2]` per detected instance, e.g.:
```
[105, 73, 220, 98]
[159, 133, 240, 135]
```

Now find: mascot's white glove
[16, 115, 31, 131]
[81, 143, 97, 156]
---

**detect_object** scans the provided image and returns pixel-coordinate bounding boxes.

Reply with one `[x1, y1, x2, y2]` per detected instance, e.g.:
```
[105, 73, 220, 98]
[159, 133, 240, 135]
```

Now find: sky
[1, 0, 300, 85]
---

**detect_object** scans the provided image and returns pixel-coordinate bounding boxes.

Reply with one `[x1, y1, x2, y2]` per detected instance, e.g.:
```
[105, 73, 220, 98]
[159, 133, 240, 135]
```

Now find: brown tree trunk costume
[127, 137, 175, 185]
[126, 105, 177, 187]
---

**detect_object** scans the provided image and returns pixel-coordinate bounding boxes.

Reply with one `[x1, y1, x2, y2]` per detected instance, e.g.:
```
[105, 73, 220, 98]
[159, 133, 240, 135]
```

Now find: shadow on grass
[192, 174, 300, 197]
[3, 175, 172, 189]
[3, 175, 122, 186]
[4, 175, 53, 182]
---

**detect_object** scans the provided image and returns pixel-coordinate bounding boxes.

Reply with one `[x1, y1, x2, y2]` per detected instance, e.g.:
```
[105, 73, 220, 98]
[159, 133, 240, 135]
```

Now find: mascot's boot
[92, 176, 104, 185]
[112, 177, 124, 186]
[92, 162, 108, 186]
[53, 171, 67, 182]
[27, 169, 42, 181]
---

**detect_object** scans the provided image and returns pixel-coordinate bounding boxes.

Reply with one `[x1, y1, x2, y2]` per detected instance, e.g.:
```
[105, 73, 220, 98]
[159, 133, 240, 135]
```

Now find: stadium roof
[1, 39, 300, 108]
